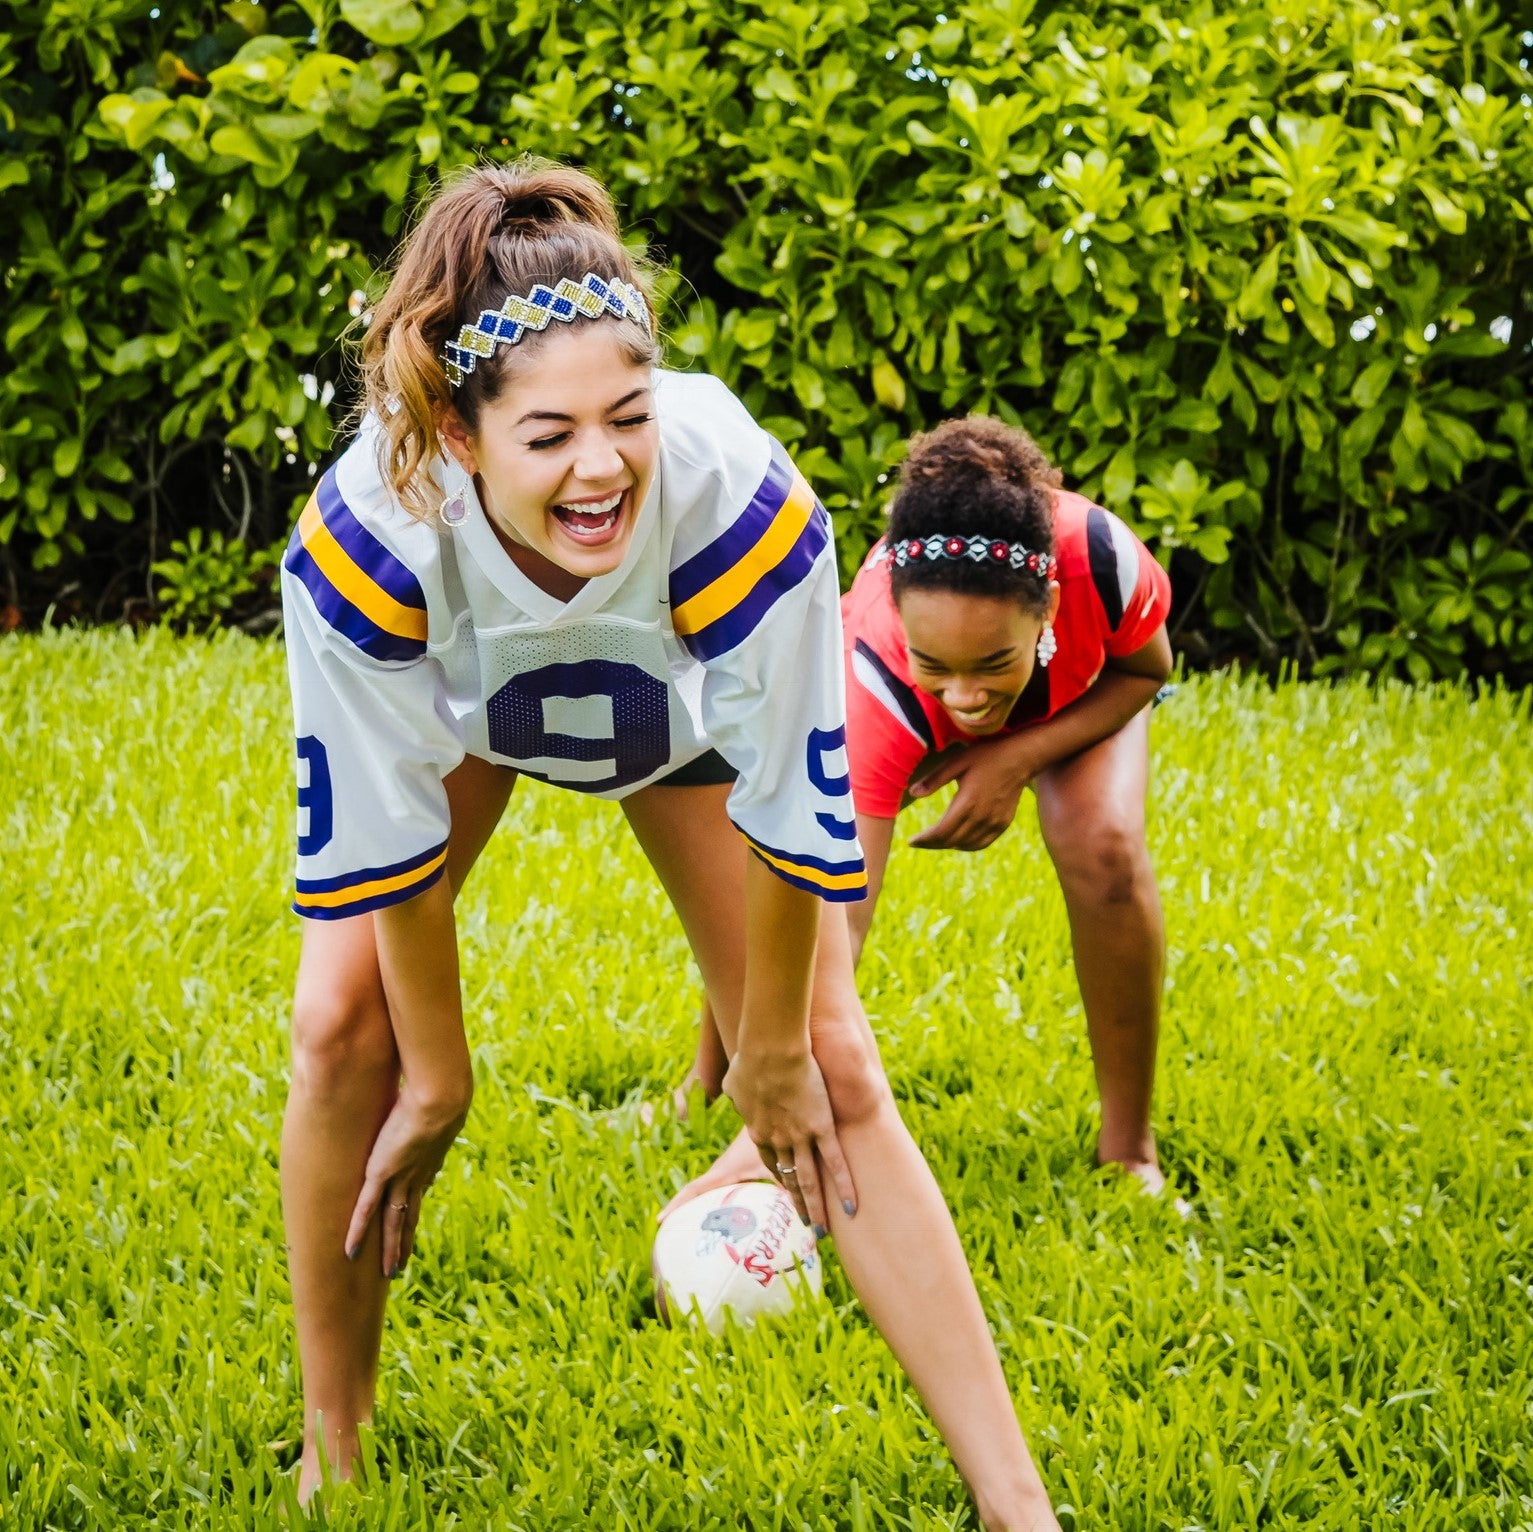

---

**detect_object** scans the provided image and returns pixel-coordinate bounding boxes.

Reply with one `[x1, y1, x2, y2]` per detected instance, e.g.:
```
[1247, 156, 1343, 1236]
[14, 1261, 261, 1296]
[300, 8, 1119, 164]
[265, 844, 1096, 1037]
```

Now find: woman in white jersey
[279, 160, 1060, 1530]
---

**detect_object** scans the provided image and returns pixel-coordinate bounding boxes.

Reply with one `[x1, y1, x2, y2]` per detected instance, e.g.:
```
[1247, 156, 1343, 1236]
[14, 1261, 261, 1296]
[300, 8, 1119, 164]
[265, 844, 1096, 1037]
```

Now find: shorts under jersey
[281, 370, 867, 919]
[842, 490, 1172, 819]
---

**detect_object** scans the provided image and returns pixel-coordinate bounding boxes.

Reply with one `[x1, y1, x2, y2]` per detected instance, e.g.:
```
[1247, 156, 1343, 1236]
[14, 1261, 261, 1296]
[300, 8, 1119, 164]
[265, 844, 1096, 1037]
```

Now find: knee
[289, 979, 397, 1105]
[811, 1016, 891, 1127]
[1049, 818, 1154, 908]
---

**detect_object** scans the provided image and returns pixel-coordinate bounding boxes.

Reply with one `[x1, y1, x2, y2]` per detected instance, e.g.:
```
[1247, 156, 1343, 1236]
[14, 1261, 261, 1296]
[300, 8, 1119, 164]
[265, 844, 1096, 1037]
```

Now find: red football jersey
[842, 489, 1171, 818]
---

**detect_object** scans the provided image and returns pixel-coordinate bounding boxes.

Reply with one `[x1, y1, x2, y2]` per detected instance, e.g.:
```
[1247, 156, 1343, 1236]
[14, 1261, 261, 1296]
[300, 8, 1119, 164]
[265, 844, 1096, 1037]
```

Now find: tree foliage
[1, 0, 1529, 677]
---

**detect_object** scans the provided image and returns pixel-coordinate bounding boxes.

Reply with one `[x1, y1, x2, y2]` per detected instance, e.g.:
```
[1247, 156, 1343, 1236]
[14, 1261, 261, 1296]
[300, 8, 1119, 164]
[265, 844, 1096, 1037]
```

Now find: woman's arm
[909, 624, 1172, 852]
[847, 812, 896, 969]
[723, 856, 860, 1231]
[343, 875, 475, 1273]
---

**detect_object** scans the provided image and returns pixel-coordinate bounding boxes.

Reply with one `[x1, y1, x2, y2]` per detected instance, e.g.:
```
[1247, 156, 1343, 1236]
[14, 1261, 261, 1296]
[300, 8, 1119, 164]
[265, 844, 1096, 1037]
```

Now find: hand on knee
[810, 1021, 890, 1127]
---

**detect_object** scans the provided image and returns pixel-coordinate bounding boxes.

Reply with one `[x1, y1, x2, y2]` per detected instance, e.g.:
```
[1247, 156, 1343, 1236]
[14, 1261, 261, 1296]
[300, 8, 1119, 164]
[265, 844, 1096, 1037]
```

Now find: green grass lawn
[2, 630, 1530, 1530]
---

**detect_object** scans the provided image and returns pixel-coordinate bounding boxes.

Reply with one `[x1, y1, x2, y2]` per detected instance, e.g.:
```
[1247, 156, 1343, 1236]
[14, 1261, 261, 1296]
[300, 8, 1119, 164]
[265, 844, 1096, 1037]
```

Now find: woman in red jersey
[668, 415, 1176, 1203]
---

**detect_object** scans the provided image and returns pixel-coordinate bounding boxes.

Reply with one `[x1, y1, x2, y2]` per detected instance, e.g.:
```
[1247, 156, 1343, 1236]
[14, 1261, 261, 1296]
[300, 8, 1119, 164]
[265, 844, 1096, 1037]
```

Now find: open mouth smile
[550, 488, 628, 547]
[948, 700, 1008, 729]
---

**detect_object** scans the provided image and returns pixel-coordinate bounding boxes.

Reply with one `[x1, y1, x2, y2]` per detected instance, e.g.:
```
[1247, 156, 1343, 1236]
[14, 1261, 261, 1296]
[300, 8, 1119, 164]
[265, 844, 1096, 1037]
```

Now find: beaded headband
[441, 272, 652, 388]
[882, 534, 1057, 579]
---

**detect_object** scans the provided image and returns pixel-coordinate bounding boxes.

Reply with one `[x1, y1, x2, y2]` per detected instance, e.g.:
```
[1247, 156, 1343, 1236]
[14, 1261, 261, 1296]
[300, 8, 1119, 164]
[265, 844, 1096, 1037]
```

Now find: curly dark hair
[886, 417, 1061, 615]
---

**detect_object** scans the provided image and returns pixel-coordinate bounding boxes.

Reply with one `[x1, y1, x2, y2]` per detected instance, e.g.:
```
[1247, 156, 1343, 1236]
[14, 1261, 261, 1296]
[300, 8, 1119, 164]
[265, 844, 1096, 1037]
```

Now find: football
[653, 1180, 822, 1333]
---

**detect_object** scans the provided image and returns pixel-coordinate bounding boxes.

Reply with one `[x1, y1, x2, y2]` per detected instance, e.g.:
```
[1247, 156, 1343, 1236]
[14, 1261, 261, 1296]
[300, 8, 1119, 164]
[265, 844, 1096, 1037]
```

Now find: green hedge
[2, 0, 1530, 679]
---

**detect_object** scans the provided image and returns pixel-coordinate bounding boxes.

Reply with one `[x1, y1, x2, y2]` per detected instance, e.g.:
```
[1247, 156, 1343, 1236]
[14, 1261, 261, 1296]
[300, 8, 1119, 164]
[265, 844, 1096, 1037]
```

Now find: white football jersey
[281, 371, 866, 920]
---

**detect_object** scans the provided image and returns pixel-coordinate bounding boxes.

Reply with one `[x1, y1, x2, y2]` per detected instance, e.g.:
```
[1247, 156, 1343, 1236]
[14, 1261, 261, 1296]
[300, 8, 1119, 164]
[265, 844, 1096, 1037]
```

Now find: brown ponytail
[360, 157, 659, 519]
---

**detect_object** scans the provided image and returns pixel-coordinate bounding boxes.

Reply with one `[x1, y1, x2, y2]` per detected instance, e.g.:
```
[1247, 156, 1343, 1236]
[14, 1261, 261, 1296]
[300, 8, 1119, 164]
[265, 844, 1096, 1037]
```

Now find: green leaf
[871, 353, 906, 412]
[210, 124, 282, 168]
[340, 0, 424, 46]
[226, 413, 270, 452]
[98, 90, 175, 151]
[1103, 445, 1136, 505]
[1351, 361, 1395, 410]
[1291, 230, 1329, 307]
[5, 307, 50, 351]
[1417, 181, 1467, 236]
[224, 1, 270, 35]
[948, 79, 979, 119]
[1236, 246, 1281, 322]
[418, 0, 471, 42]
[929, 21, 965, 58]
[732, 312, 777, 351]
[1164, 398, 1220, 433]
[1051, 238, 1084, 298]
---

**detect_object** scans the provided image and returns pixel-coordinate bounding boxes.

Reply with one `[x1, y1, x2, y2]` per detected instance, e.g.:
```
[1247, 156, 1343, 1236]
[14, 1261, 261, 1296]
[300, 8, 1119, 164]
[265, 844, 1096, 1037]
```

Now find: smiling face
[440, 323, 659, 591]
[897, 584, 1061, 736]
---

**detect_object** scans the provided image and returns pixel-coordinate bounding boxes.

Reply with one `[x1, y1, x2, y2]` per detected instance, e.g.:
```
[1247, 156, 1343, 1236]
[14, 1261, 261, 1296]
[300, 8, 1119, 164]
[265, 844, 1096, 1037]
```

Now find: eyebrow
[908, 646, 1017, 666]
[515, 387, 651, 427]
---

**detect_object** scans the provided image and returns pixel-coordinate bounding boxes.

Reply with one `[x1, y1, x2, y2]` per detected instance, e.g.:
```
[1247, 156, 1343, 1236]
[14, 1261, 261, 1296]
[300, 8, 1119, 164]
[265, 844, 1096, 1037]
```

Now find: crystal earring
[439, 487, 468, 526]
[1036, 622, 1057, 668]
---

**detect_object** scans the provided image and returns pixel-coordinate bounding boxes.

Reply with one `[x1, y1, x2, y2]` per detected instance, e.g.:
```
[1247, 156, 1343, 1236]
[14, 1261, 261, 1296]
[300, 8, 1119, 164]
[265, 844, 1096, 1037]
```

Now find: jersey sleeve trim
[850, 639, 936, 751]
[669, 440, 830, 662]
[283, 467, 428, 662]
[738, 827, 868, 902]
[293, 837, 448, 920]
[1085, 505, 1137, 633]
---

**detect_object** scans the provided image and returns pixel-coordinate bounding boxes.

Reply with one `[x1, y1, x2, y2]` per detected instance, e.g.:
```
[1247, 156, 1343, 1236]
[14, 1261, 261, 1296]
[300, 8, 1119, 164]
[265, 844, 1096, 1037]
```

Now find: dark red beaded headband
[884, 534, 1057, 579]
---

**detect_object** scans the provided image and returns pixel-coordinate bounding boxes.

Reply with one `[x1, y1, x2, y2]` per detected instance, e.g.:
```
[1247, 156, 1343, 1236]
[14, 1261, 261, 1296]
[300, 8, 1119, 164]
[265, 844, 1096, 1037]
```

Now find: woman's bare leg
[624, 784, 1058, 1531]
[1033, 710, 1166, 1189]
[283, 755, 516, 1497]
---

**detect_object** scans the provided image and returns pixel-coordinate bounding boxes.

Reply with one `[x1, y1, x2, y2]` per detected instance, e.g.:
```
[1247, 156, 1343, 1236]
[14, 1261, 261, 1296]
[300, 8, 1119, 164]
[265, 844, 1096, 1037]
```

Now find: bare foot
[635, 1081, 697, 1129]
[657, 1125, 772, 1222]
[1098, 1142, 1192, 1218]
[607, 1073, 714, 1131]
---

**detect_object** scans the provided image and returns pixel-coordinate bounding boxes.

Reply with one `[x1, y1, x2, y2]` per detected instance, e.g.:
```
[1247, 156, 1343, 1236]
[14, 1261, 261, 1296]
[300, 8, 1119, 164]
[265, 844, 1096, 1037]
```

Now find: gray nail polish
[813, 1224, 828, 1240]
[843, 1200, 857, 1217]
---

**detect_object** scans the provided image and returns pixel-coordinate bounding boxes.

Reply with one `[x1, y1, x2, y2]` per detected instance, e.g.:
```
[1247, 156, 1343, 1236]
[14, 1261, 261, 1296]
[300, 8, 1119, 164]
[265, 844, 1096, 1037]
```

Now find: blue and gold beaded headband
[441, 272, 652, 388]
[882, 534, 1057, 579]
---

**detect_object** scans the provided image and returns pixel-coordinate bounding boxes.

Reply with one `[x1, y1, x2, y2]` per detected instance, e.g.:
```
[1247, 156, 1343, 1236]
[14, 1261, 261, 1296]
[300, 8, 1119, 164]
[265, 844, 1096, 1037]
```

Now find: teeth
[556, 491, 622, 516]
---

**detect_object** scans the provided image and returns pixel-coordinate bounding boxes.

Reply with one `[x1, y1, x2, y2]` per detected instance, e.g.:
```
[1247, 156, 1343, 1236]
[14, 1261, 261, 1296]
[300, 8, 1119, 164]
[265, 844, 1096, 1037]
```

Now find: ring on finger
[775, 1164, 796, 1178]
[391, 1201, 409, 1210]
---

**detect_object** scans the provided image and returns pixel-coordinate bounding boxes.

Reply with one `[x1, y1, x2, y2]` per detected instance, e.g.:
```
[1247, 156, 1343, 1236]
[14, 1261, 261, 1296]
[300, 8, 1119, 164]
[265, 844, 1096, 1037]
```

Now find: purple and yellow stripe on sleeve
[283, 466, 428, 662]
[669, 440, 830, 662]
[738, 828, 867, 903]
[294, 838, 448, 920]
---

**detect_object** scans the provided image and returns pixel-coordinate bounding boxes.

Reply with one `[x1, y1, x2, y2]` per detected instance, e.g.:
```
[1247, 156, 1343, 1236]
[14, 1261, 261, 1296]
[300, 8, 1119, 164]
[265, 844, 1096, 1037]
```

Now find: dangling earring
[440, 466, 470, 526]
[1036, 622, 1057, 668]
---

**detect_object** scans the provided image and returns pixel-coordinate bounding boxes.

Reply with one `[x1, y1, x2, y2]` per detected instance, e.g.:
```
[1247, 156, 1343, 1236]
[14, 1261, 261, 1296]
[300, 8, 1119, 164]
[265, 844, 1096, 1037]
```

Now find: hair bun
[901, 416, 1058, 492]
[490, 164, 621, 241]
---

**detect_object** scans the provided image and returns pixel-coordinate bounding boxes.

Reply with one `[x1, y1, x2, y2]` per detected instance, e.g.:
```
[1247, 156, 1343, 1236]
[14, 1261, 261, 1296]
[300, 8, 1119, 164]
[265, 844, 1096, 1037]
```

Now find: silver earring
[1037, 622, 1057, 668]
[439, 488, 468, 526]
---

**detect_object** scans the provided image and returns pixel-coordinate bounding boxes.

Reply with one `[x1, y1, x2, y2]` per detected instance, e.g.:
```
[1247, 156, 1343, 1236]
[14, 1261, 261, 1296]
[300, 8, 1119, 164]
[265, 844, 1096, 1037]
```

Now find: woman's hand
[907, 736, 1039, 850]
[723, 1047, 856, 1235]
[344, 1079, 471, 1276]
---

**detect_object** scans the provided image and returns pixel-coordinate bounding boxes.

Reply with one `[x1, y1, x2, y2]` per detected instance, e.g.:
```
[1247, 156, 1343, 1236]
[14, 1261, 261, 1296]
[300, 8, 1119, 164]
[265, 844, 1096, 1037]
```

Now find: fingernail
[345, 1246, 357, 1262]
[813, 1224, 828, 1240]
[385, 1266, 397, 1280]
[843, 1200, 857, 1217]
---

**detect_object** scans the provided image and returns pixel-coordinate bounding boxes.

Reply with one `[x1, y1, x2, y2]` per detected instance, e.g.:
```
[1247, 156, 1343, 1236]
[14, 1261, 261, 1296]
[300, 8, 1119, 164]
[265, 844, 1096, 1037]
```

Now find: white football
[653, 1180, 822, 1333]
